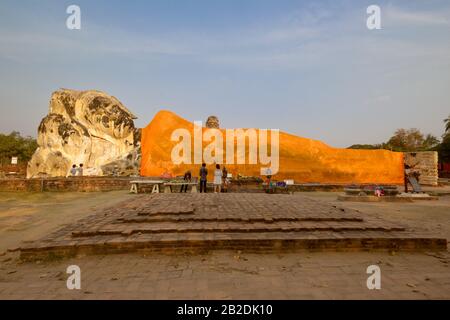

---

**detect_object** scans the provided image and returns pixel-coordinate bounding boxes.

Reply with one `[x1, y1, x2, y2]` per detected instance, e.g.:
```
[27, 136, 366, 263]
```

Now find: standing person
[77, 163, 84, 176]
[199, 163, 208, 193]
[213, 164, 223, 193]
[222, 166, 228, 193]
[181, 170, 191, 193]
[404, 164, 411, 193]
[70, 164, 77, 176]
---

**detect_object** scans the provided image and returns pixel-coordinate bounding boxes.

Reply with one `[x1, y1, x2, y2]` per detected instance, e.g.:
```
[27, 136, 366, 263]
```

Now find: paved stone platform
[18, 194, 447, 260]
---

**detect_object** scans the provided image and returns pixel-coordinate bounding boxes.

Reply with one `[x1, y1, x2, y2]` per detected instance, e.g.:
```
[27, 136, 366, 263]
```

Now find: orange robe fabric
[141, 110, 404, 184]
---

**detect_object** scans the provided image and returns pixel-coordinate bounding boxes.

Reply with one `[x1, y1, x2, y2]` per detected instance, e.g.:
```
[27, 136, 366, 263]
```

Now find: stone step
[73, 225, 406, 237]
[19, 230, 447, 261]
[72, 220, 405, 237]
[117, 216, 364, 223]
[17, 193, 447, 261]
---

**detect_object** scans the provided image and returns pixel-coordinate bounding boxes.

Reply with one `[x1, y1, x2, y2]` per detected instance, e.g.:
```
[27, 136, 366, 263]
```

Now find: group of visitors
[181, 163, 229, 193]
[69, 163, 84, 177]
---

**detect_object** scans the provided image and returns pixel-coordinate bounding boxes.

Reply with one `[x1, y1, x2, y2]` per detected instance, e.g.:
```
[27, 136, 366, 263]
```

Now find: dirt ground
[0, 191, 132, 253]
[303, 192, 450, 240]
[0, 190, 449, 299]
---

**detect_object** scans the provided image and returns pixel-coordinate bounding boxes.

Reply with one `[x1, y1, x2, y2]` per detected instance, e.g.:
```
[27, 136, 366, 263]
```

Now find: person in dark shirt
[222, 166, 228, 193]
[404, 164, 411, 193]
[199, 163, 208, 193]
[181, 170, 192, 193]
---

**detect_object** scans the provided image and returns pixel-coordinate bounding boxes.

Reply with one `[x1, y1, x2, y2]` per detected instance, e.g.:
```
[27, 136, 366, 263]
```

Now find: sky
[0, 0, 449, 147]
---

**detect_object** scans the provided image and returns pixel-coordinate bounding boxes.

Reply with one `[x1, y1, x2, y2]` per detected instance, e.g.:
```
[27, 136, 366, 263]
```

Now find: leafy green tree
[0, 131, 38, 165]
[439, 116, 450, 164]
[348, 144, 381, 150]
[438, 135, 450, 163]
[385, 128, 439, 152]
[349, 128, 439, 152]
[445, 115, 450, 133]
[422, 134, 440, 150]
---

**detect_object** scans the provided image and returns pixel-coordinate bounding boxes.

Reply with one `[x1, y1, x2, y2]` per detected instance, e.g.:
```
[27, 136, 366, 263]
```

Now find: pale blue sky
[0, 0, 449, 147]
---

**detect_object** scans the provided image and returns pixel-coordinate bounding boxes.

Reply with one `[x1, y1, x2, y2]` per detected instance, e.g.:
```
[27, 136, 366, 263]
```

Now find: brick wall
[404, 151, 438, 186]
[0, 164, 27, 178]
[0, 177, 134, 192]
[0, 177, 402, 193]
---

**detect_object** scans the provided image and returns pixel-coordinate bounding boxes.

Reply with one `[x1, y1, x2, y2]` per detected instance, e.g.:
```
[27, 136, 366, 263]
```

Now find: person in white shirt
[213, 164, 223, 193]
[77, 163, 84, 176]
[70, 164, 77, 176]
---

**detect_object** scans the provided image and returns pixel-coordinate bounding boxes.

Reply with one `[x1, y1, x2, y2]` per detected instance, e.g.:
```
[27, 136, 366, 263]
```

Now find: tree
[438, 135, 450, 163]
[385, 128, 420, 151]
[439, 116, 450, 164]
[423, 133, 440, 150]
[445, 115, 450, 133]
[348, 144, 382, 150]
[0, 131, 38, 165]
[385, 128, 438, 152]
[348, 128, 439, 152]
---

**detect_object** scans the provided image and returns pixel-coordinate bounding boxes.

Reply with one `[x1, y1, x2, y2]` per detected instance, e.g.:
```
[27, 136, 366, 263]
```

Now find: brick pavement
[0, 250, 449, 299]
[1, 192, 449, 299]
[18, 194, 447, 261]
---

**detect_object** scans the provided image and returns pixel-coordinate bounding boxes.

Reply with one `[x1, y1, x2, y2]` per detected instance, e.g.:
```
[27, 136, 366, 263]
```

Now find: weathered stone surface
[205, 115, 219, 129]
[27, 89, 140, 178]
[404, 151, 438, 186]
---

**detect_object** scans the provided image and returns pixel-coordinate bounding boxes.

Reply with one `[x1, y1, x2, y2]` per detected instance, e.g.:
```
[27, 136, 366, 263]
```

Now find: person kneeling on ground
[181, 170, 191, 193]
